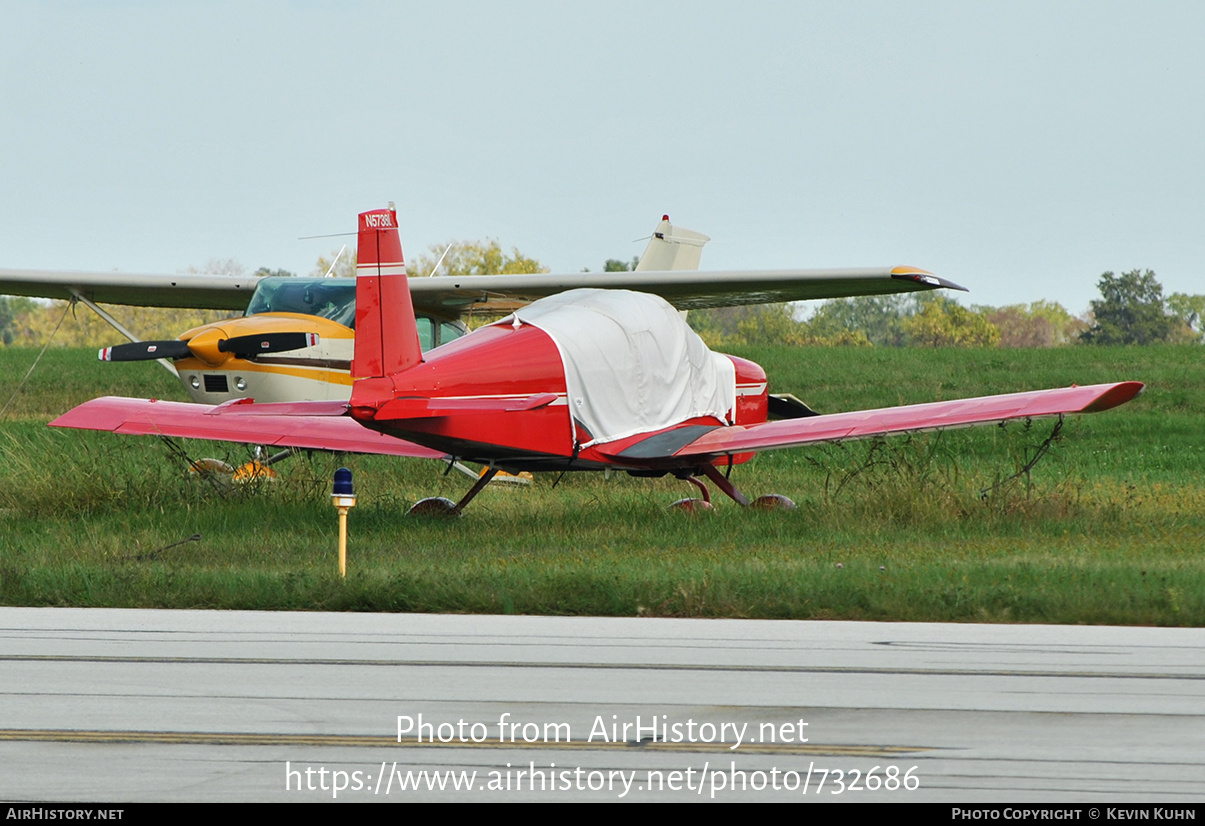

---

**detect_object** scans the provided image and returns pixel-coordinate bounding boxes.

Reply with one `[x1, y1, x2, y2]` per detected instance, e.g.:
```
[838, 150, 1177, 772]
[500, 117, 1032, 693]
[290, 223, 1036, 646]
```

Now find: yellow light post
[331, 467, 356, 577]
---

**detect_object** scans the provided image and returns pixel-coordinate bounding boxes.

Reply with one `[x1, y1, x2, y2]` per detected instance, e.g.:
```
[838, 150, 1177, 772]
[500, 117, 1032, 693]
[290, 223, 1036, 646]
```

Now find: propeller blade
[99, 340, 192, 362]
[218, 332, 319, 359]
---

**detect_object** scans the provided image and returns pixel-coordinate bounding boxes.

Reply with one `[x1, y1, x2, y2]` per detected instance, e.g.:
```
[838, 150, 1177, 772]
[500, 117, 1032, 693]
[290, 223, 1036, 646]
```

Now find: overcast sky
[2, 1, 1201, 313]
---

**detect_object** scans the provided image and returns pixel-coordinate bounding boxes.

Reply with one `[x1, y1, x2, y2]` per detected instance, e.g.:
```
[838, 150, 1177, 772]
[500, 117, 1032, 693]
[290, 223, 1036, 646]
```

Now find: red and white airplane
[49, 207, 1143, 514]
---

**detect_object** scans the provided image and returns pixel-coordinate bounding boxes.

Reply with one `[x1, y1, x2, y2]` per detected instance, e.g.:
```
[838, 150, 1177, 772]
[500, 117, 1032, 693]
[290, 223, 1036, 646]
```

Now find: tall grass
[0, 345, 1201, 623]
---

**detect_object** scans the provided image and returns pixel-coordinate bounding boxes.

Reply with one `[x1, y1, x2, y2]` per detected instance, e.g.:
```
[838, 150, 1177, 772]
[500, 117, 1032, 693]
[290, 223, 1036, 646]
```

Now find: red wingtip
[1082, 381, 1144, 413]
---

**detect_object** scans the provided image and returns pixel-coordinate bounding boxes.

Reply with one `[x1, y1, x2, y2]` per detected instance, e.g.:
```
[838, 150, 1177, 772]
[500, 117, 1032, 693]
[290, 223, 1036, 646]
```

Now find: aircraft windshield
[244, 276, 469, 350]
[245, 278, 357, 328]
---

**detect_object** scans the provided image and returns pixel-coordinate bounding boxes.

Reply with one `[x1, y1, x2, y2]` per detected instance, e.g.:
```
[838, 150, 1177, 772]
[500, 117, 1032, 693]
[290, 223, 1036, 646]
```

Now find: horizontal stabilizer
[375, 393, 561, 420]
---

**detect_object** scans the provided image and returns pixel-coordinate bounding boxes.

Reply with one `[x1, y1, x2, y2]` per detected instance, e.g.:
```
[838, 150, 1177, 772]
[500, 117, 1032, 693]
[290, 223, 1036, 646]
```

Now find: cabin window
[245, 278, 357, 328]
[440, 321, 467, 347]
[246, 277, 467, 351]
[416, 317, 435, 352]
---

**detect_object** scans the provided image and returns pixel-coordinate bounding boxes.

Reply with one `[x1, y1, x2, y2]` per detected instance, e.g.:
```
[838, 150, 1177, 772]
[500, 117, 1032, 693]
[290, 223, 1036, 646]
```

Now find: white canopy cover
[505, 289, 736, 447]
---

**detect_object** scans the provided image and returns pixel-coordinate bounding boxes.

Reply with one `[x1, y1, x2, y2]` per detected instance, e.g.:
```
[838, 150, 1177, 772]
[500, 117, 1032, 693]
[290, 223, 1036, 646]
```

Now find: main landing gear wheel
[186, 447, 293, 485]
[668, 497, 713, 513]
[190, 458, 235, 477]
[667, 465, 796, 512]
[752, 494, 797, 511]
[668, 475, 712, 513]
[408, 468, 501, 517]
[407, 497, 460, 517]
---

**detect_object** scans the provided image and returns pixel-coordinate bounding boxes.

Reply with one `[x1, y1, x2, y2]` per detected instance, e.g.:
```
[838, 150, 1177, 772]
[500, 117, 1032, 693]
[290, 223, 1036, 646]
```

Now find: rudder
[634, 215, 711, 272]
[352, 207, 423, 379]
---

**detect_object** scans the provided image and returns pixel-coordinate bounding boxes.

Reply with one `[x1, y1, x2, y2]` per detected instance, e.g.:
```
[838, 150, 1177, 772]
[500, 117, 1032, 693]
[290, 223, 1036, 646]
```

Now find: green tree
[1167, 292, 1205, 342]
[1080, 270, 1187, 345]
[0, 296, 36, 345]
[310, 249, 356, 279]
[603, 256, 640, 272]
[900, 297, 1001, 347]
[977, 300, 1085, 347]
[804, 294, 913, 347]
[253, 267, 297, 279]
[688, 303, 871, 348]
[408, 240, 546, 279]
[689, 304, 798, 346]
[8, 300, 236, 348]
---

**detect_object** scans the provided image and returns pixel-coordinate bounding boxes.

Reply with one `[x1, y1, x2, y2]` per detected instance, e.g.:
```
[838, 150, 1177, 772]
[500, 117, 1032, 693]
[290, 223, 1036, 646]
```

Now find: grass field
[0, 344, 1201, 624]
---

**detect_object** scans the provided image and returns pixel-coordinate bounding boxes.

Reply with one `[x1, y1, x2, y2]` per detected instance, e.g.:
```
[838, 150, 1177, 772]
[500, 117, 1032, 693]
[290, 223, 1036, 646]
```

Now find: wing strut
[0, 302, 72, 419]
[70, 290, 178, 378]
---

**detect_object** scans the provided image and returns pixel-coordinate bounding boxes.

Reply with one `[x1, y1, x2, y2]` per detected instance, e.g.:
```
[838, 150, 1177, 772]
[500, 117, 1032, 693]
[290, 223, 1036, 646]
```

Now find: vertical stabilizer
[635, 215, 711, 272]
[352, 207, 423, 379]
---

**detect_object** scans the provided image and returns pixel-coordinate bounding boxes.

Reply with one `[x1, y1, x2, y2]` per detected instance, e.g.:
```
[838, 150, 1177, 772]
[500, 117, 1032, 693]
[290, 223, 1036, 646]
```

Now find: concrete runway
[0, 607, 1201, 802]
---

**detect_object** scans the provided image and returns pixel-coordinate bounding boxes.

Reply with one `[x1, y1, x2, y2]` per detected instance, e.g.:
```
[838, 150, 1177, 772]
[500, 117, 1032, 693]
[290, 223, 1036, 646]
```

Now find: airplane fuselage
[348, 318, 768, 472]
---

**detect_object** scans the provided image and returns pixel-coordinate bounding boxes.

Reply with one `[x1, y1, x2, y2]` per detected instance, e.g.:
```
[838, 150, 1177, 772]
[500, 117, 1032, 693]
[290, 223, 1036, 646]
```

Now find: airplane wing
[599, 383, 1144, 464]
[48, 396, 446, 459]
[407, 266, 964, 314]
[0, 268, 258, 310]
[49, 383, 1143, 471]
[2, 265, 962, 315]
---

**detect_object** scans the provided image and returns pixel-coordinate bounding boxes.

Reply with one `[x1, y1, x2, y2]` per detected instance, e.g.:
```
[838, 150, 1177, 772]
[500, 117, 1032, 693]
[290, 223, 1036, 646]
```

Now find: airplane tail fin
[635, 215, 711, 272]
[351, 206, 423, 380]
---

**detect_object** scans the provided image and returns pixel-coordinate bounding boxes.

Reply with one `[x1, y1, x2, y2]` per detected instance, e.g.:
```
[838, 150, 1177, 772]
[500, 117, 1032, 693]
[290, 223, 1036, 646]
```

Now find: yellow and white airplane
[0, 215, 958, 407]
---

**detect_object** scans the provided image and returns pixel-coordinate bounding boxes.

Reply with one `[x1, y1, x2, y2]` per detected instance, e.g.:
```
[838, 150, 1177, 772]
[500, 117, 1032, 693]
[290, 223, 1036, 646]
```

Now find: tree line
[687, 269, 1202, 349]
[1, 244, 1200, 350]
